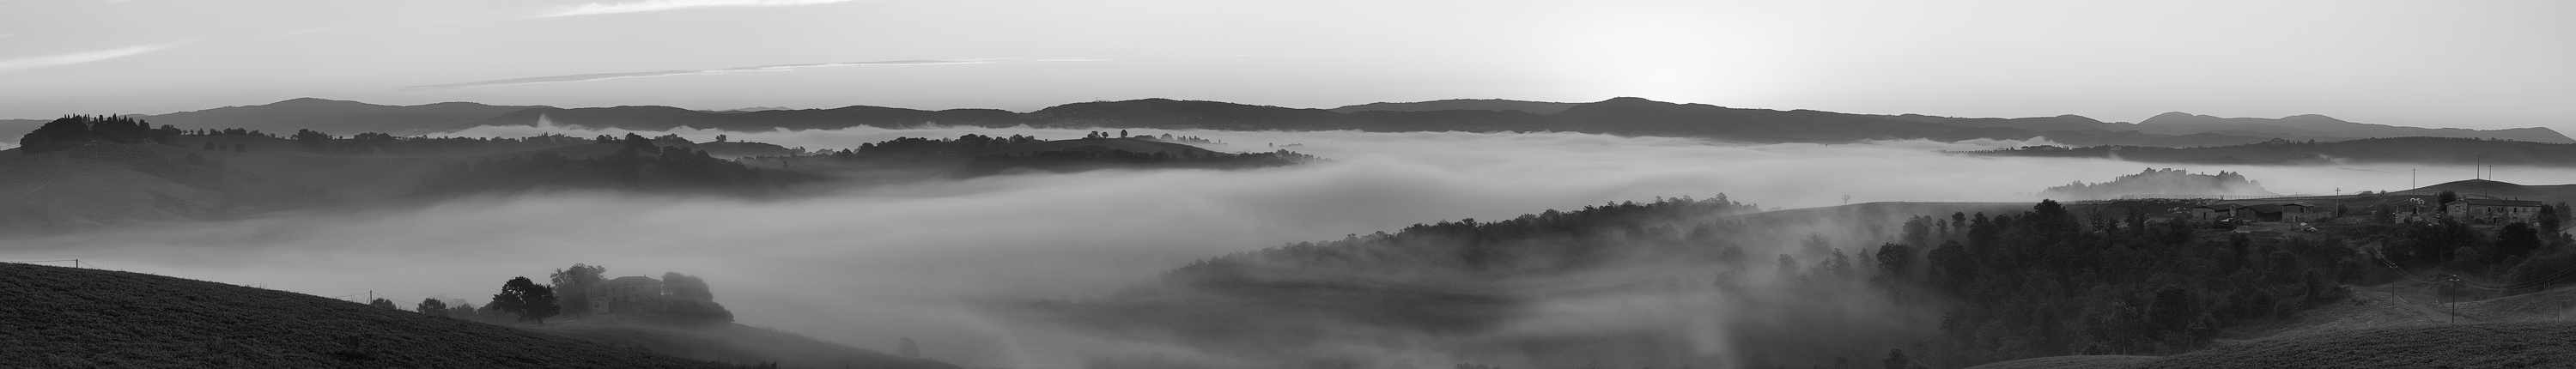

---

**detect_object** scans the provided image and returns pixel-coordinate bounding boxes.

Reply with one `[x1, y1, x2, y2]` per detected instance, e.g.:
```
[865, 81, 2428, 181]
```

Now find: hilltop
[0, 263, 736, 368]
[1328, 99, 1581, 115]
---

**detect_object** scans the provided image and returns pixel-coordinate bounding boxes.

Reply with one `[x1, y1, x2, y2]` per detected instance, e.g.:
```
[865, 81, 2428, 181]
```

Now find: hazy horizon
[3, 0, 2573, 134]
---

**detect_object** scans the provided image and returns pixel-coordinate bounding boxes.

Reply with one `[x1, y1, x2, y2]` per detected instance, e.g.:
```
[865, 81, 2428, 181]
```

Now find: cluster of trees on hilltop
[2038, 168, 2274, 200]
[290, 129, 592, 156]
[416, 134, 785, 195]
[17, 115, 182, 154]
[823, 134, 1046, 160]
[366, 263, 733, 324]
[954, 148, 1315, 177]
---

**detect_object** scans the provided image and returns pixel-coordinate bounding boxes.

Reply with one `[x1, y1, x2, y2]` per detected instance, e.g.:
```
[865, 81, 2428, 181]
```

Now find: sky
[2, 0, 2573, 131]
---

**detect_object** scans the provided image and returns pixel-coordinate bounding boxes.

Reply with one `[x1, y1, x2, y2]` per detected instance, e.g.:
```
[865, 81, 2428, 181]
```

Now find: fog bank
[5, 126, 2570, 367]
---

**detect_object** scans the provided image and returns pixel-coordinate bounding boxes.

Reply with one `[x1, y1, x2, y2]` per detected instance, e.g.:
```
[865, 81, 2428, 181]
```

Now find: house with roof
[2445, 198, 2545, 225]
[2190, 203, 2243, 221]
[2243, 203, 2318, 223]
[590, 275, 666, 314]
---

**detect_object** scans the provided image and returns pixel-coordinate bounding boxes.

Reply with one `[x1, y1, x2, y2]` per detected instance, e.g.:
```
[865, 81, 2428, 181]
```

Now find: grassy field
[1962, 355, 2157, 369]
[0, 263, 739, 368]
[518, 315, 960, 369]
[2131, 322, 2576, 369]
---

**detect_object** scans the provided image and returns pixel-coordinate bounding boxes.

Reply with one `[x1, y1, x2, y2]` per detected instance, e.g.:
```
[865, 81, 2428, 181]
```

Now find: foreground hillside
[0, 263, 732, 368]
[2144, 322, 2576, 369]
[520, 316, 961, 369]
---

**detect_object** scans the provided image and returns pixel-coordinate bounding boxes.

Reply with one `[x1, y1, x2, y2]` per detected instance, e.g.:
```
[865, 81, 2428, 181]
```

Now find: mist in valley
[8, 125, 2573, 368]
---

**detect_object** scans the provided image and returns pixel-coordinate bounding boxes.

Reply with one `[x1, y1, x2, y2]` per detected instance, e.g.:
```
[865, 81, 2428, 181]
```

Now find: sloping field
[2130, 322, 2576, 369]
[519, 316, 960, 369]
[0, 263, 732, 368]
[1964, 355, 2156, 369]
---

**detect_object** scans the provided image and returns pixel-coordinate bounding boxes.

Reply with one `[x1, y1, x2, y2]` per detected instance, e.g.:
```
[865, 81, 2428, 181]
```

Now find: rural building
[590, 275, 665, 313]
[2445, 198, 2545, 225]
[2190, 203, 2243, 221]
[2242, 203, 2317, 222]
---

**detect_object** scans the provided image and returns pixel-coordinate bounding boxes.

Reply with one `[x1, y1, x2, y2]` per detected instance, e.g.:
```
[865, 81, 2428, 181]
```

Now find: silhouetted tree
[369, 298, 398, 310]
[1882, 349, 1910, 369]
[898, 337, 920, 358]
[417, 298, 448, 316]
[491, 276, 562, 324]
[2438, 191, 2458, 206]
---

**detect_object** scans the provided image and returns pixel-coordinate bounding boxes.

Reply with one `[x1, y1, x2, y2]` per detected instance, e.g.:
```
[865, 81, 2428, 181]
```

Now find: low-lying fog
[6, 124, 2569, 367]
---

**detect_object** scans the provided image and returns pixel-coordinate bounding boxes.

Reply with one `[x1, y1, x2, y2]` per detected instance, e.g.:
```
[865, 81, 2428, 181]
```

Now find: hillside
[519, 316, 961, 369]
[1964, 136, 2576, 166]
[0, 263, 733, 368]
[0, 98, 538, 139]
[32, 97, 2565, 147]
[1328, 99, 1580, 114]
[1961, 355, 2156, 369]
[2391, 179, 2576, 206]
[2129, 322, 2576, 369]
[2132, 112, 2575, 143]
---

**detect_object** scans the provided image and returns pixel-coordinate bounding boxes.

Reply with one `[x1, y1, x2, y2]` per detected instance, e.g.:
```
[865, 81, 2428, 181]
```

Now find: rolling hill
[0, 263, 737, 368]
[0, 98, 538, 140]
[1328, 99, 1581, 115]
[1965, 136, 2576, 166]
[22, 97, 2565, 148]
[2131, 112, 2574, 143]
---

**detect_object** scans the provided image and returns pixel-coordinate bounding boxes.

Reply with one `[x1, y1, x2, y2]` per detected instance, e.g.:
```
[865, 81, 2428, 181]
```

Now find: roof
[600, 275, 661, 286]
[2453, 198, 2545, 207]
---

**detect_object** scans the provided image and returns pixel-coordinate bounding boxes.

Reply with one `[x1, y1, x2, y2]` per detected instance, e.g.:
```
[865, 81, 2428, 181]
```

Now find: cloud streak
[0, 43, 178, 72]
[392, 59, 992, 92]
[544, 0, 864, 17]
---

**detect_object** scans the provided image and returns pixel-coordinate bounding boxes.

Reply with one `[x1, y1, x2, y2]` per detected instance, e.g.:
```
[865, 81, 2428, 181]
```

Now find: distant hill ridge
[7, 97, 2567, 147]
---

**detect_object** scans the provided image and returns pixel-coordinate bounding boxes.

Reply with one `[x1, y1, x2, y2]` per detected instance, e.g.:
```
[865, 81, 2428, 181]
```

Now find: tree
[491, 276, 562, 324]
[2497, 223, 2543, 263]
[2542, 205, 2562, 237]
[898, 337, 920, 358]
[369, 298, 398, 310]
[2438, 191, 2458, 206]
[1882, 349, 1910, 369]
[661, 272, 733, 322]
[1118, 130, 1128, 138]
[550, 263, 607, 315]
[417, 298, 448, 316]
[714, 134, 727, 142]
[663, 272, 714, 300]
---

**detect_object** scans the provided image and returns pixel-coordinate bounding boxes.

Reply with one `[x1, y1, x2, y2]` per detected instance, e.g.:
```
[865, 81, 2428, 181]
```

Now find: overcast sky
[2, 0, 2569, 132]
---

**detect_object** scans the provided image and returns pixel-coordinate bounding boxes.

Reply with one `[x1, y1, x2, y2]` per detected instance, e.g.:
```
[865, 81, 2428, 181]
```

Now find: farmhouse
[590, 275, 665, 313]
[2242, 203, 2318, 223]
[2445, 198, 2545, 225]
[2190, 203, 2242, 221]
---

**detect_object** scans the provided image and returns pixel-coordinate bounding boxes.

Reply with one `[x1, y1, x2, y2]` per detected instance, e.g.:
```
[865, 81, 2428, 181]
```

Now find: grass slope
[0, 263, 732, 368]
[2129, 322, 2576, 369]
[519, 316, 962, 369]
[1963, 355, 2157, 369]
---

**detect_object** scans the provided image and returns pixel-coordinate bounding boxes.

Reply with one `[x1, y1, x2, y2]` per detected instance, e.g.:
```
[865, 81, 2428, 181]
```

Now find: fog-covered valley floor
[7, 125, 2573, 367]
